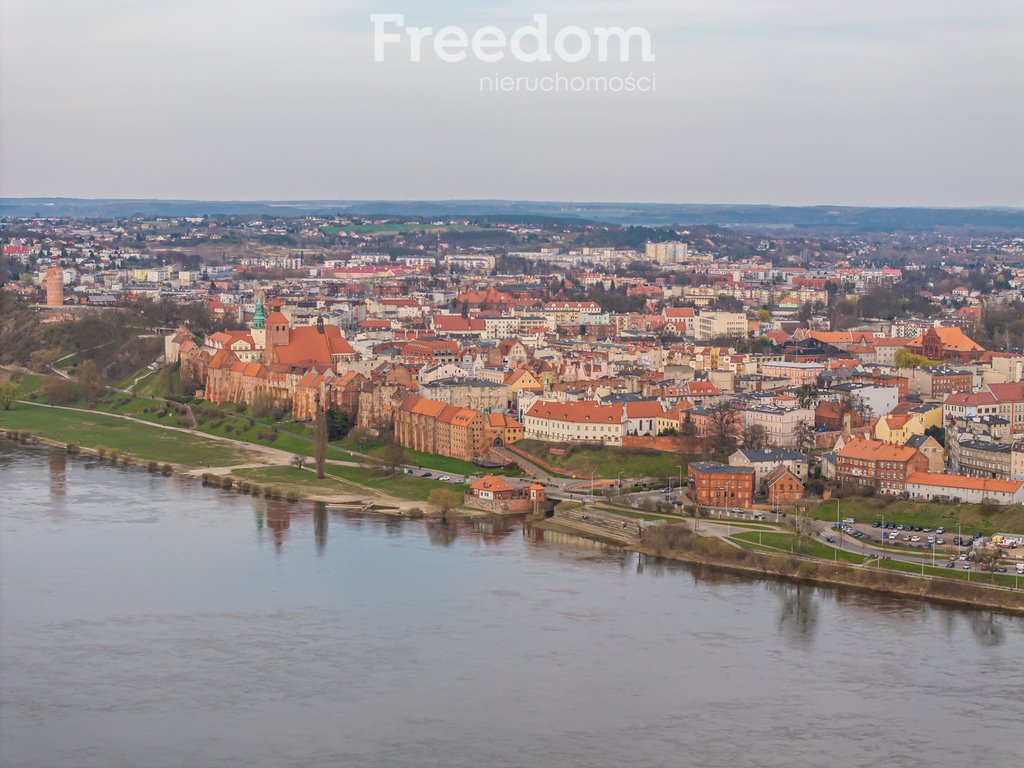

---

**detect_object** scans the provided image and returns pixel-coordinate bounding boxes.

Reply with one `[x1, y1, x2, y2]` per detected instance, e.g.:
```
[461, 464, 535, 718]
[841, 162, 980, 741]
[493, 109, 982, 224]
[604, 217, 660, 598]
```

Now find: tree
[291, 454, 307, 469]
[348, 425, 374, 449]
[312, 399, 327, 480]
[841, 393, 871, 422]
[793, 419, 814, 454]
[381, 440, 407, 475]
[742, 423, 769, 452]
[427, 487, 462, 521]
[41, 375, 82, 404]
[924, 425, 946, 447]
[325, 409, 352, 441]
[680, 412, 696, 438]
[794, 383, 818, 410]
[250, 391, 279, 419]
[894, 349, 941, 369]
[0, 380, 17, 410]
[706, 403, 741, 460]
[76, 359, 107, 401]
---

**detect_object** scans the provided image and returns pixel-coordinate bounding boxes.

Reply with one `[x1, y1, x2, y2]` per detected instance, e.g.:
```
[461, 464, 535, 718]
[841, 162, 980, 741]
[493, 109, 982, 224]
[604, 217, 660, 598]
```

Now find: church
[201, 298, 362, 418]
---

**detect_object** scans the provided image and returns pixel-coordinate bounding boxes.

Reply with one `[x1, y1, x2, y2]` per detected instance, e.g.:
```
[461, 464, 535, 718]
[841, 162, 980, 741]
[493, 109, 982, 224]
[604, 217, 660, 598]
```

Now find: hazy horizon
[2, 0, 1022, 207]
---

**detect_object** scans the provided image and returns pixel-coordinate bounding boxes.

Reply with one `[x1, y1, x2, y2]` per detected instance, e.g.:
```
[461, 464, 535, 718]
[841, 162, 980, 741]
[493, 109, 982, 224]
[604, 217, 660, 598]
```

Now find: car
[842, 517, 855, 525]
[911, 536, 921, 542]
[963, 564, 972, 570]
[731, 508, 743, 514]
[661, 487, 671, 494]
[438, 475, 451, 482]
[923, 527, 932, 533]
[420, 471, 433, 477]
[914, 526, 923, 532]
[927, 535, 935, 543]
[903, 535, 912, 541]
[872, 521, 881, 528]
[936, 538, 945, 545]
[897, 524, 905, 531]
[825, 535, 837, 544]
[936, 527, 945, 534]
[959, 553, 968, 561]
[995, 566, 1009, 573]
[980, 564, 990, 572]
[946, 561, 955, 568]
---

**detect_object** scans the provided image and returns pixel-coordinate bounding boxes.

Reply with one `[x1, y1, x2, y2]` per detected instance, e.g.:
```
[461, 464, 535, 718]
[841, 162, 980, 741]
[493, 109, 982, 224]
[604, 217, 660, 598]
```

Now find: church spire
[252, 295, 266, 329]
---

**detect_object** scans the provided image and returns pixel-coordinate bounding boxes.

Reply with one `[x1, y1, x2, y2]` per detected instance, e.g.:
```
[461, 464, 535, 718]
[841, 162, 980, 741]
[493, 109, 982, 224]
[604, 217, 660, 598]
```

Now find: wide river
[1, 444, 1022, 768]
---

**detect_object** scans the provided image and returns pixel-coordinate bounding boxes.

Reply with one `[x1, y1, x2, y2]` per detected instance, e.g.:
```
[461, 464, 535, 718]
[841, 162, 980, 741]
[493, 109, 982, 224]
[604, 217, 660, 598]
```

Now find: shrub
[221, 477, 234, 490]
[150, 462, 161, 473]
[41, 376, 82, 405]
[796, 560, 819, 579]
[96, 446, 107, 459]
[161, 464, 173, 476]
[108, 449, 119, 463]
[286, 492, 299, 502]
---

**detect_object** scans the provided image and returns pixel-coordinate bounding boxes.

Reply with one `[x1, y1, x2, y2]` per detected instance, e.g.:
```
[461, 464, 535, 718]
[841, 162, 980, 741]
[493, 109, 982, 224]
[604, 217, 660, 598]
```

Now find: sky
[1, 0, 1022, 207]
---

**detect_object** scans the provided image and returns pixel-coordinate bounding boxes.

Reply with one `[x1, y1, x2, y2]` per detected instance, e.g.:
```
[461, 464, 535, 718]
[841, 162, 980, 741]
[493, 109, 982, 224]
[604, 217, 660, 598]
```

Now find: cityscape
[1, 1, 1022, 766]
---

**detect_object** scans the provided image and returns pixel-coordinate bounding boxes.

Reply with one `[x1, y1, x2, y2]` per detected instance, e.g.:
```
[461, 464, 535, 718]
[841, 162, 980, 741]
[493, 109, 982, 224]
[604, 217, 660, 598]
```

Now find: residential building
[835, 436, 929, 495]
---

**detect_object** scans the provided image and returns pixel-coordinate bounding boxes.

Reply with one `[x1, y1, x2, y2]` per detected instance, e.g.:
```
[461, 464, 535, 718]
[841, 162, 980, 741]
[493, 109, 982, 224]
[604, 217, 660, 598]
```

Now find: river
[1, 444, 1022, 768]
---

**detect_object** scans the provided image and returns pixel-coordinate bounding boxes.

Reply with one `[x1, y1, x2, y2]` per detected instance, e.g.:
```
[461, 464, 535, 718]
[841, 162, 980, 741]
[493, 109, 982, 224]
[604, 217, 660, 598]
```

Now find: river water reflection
[1, 444, 1022, 768]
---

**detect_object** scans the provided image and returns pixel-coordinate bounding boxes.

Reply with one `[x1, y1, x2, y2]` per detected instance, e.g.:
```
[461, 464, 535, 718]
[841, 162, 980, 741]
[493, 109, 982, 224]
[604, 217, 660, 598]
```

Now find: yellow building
[874, 404, 942, 444]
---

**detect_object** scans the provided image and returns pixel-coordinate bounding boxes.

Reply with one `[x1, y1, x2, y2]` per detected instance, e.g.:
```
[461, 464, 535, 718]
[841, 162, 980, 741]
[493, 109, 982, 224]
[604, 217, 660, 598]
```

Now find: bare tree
[312, 396, 327, 479]
[743, 423, 769, 452]
[793, 419, 815, 454]
[381, 440, 407, 475]
[707, 402, 741, 460]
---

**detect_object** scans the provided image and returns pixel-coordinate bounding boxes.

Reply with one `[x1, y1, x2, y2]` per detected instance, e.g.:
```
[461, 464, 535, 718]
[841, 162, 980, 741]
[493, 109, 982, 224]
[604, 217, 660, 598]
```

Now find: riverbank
[0, 433, 475, 518]
[545, 511, 1024, 615]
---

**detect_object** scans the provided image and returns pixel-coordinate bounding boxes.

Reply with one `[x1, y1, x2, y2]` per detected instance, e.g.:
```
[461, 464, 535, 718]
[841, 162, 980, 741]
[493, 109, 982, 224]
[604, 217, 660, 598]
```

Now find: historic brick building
[908, 327, 984, 364]
[835, 436, 929, 495]
[394, 393, 523, 462]
[688, 462, 755, 508]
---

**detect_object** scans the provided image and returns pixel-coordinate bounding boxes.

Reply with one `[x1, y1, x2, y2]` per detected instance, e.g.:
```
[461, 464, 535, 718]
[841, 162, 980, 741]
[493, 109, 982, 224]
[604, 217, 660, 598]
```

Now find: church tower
[263, 303, 291, 364]
[251, 294, 267, 352]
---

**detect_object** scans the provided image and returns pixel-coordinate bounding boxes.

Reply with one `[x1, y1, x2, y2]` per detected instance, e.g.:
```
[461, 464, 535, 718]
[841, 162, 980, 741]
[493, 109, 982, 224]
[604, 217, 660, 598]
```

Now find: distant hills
[2, 198, 1022, 232]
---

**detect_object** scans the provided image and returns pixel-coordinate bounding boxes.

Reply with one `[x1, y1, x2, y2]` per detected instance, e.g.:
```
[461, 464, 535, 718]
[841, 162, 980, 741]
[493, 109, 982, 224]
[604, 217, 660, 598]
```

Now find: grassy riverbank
[231, 465, 468, 503]
[0, 402, 257, 467]
[641, 524, 1024, 615]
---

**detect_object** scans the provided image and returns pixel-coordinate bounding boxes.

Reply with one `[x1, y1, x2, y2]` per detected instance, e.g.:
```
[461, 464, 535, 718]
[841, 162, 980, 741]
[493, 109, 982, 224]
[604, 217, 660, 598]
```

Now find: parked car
[420, 471, 433, 477]
[438, 475, 451, 482]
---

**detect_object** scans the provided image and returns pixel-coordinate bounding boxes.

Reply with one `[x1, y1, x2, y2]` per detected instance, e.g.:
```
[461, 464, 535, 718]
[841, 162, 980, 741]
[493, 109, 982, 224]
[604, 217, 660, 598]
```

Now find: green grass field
[335, 433, 519, 477]
[325, 464, 469, 501]
[731, 530, 868, 564]
[517, 440, 696, 480]
[815, 498, 1024, 537]
[870, 555, 1020, 587]
[238, 455, 470, 503]
[0, 401, 256, 467]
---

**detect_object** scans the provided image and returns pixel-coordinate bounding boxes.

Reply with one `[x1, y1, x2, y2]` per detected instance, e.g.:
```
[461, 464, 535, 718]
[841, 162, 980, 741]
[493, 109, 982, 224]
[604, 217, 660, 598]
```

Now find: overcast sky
[1, 0, 1022, 207]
